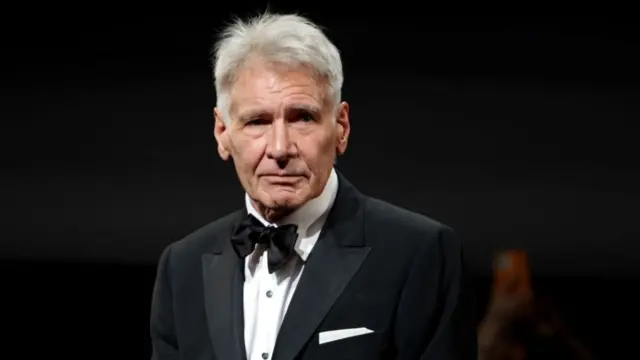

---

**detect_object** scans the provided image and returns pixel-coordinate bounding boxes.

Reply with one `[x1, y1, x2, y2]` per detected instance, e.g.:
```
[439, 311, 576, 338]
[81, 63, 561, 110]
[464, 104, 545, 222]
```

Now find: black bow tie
[231, 214, 300, 273]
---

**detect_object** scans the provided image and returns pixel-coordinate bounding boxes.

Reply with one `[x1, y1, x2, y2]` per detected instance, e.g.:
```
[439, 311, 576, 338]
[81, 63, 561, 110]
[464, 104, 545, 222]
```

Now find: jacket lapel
[202, 210, 247, 360]
[272, 173, 371, 360]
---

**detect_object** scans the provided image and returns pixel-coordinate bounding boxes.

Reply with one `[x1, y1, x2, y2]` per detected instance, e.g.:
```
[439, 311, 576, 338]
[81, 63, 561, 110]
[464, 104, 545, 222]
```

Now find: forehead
[228, 62, 328, 115]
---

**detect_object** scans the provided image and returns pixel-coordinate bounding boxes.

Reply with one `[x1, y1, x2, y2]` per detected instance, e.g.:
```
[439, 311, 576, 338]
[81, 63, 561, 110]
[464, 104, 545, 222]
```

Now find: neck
[251, 200, 294, 223]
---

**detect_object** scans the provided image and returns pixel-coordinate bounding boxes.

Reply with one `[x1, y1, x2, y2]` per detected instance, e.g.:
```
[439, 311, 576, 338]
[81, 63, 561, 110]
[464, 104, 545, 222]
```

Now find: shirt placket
[257, 255, 278, 360]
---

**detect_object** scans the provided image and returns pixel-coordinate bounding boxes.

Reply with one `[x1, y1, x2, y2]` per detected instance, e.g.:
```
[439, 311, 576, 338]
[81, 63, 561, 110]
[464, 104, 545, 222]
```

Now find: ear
[213, 107, 231, 161]
[335, 101, 350, 155]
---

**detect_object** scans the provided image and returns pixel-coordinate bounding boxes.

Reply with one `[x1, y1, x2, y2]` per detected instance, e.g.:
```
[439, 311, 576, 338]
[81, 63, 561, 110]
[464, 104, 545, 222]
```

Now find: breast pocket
[313, 326, 390, 360]
[319, 327, 374, 345]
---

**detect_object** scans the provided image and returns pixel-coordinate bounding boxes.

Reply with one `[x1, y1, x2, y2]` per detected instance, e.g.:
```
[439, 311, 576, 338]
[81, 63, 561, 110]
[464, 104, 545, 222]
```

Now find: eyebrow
[285, 104, 321, 115]
[236, 109, 271, 122]
[236, 104, 322, 121]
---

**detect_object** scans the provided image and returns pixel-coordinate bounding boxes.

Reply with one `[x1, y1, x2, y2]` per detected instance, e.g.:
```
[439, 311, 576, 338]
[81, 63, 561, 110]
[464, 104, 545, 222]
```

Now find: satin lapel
[272, 173, 371, 360]
[202, 210, 247, 360]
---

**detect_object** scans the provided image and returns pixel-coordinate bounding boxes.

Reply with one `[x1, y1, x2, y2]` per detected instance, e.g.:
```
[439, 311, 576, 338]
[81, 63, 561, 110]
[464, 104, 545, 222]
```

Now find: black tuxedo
[150, 173, 477, 360]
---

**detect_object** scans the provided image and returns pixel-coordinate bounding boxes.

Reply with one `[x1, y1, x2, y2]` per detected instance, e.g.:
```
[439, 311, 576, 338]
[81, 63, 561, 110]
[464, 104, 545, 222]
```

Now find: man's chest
[243, 256, 403, 360]
[243, 254, 305, 359]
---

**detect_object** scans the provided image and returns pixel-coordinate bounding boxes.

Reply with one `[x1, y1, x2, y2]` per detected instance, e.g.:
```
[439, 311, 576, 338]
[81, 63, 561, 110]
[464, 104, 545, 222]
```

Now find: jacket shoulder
[364, 196, 449, 231]
[362, 196, 454, 248]
[165, 209, 243, 259]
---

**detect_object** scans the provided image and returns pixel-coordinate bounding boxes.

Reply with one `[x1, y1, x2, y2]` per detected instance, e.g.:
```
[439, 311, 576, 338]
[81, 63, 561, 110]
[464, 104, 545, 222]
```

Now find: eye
[297, 112, 315, 122]
[246, 118, 270, 126]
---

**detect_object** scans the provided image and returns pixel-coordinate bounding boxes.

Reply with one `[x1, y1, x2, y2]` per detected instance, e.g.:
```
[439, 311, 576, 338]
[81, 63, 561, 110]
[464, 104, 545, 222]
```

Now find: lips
[260, 172, 304, 177]
[262, 175, 302, 179]
[260, 174, 305, 184]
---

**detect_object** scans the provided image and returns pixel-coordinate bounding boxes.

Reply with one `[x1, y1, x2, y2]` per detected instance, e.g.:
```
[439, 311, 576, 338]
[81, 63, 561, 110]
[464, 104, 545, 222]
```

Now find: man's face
[214, 60, 350, 218]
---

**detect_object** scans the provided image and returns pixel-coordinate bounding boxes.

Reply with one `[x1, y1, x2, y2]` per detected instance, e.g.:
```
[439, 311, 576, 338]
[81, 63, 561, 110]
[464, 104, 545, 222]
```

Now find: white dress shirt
[243, 168, 339, 360]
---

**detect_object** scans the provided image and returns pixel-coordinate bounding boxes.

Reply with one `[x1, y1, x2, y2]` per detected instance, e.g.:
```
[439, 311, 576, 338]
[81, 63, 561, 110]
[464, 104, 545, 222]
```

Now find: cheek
[299, 134, 336, 170]
[232, 136, 265, 171]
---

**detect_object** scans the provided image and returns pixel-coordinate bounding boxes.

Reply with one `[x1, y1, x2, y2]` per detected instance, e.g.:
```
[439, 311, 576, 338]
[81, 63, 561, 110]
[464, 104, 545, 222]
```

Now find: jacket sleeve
[394, 226, 477, 360]
[150, 244, 180, 360]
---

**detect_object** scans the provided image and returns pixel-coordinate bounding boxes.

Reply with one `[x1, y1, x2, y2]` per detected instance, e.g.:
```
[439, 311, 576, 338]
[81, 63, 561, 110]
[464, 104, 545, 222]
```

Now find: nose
[265, 119, 297, 163]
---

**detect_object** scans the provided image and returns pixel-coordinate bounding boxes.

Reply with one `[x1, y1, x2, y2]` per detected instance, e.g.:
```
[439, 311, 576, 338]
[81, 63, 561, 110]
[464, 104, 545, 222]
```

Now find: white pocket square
[318, 327, 374, 345]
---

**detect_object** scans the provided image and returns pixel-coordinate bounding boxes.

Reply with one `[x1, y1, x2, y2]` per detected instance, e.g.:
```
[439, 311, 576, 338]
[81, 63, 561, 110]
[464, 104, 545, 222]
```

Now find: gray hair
[212, 12, 344, 123]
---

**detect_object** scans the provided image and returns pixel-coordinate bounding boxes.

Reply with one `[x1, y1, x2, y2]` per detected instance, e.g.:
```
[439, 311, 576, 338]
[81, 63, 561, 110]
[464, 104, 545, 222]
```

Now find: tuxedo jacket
[150, 173, 477, 360]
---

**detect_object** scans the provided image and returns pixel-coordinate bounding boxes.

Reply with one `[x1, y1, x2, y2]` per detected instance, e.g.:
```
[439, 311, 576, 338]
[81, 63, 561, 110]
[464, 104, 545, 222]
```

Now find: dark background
[2, 9, 638, 359]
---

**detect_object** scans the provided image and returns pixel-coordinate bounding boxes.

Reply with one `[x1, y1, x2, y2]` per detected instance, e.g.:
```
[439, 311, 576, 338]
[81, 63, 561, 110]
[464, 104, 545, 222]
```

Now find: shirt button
[266, 290, 273, 298]
[262, 352, 269, 359]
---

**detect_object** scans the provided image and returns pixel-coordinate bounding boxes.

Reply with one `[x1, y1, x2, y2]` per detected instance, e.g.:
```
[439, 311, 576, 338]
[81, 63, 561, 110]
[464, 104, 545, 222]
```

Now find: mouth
[260, 173, 306, 184]
[261, 171, 305, 178]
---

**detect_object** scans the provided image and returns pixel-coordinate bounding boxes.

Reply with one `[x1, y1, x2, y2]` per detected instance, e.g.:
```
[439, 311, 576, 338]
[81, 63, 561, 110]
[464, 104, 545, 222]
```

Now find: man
[150, 12, 476, 360]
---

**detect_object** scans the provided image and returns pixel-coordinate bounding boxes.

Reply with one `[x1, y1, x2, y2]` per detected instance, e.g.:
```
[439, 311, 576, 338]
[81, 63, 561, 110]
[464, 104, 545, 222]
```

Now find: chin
[268, 194, 305, 209]
[264, 188, 309, 209]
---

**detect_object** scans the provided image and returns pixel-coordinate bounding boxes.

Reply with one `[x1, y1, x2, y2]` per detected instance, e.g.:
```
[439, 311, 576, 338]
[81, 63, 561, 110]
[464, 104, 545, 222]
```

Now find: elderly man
[149, 12, 476, 360]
